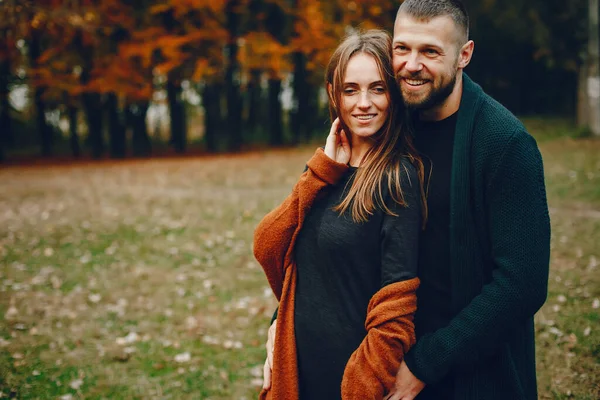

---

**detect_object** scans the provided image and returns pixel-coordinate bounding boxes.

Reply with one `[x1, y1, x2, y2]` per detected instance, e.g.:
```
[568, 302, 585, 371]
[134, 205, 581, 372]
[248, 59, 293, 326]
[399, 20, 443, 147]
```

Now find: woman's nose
[357, 91, 372, 108]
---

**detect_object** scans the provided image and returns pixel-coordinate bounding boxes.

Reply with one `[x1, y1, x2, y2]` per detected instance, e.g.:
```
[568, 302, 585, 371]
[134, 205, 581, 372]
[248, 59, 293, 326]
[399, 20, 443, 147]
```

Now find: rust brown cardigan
[253, 148, 419, 399]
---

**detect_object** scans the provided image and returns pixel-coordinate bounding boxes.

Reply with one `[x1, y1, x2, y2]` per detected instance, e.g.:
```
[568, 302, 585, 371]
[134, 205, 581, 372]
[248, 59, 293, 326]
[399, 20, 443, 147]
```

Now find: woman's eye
[372, 87, 386, 94]
[343, 88, 357, 95]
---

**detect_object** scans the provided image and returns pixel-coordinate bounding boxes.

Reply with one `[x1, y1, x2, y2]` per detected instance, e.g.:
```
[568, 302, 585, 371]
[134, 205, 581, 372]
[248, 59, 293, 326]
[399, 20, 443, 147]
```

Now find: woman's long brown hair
[326, 29, 427, 226]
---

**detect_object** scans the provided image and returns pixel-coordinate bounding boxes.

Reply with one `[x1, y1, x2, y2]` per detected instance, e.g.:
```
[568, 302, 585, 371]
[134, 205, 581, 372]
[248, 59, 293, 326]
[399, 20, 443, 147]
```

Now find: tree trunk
[106, 92, 126, 158]
[588, 0, 600, 135]
[167, 76, 186, 153]
[292, 52, 310, 144]
[30, 28, 52, 157]
[577, 62, 589, 128]
[68, 104, 80, 158]
[76, 28, 104, 159]
[264, 0, 288, 147]
[63, 91, 81, 158]
[226, 0, 243, 151]
[0, 38, 11, 162]
[128, 101, 152, 157]
[268, 78, 283, 146]
[246, 0, 264, 144]
[202, 82, 222, 152]
[246, 69, 262, 142]
[82, 91, 104, 159]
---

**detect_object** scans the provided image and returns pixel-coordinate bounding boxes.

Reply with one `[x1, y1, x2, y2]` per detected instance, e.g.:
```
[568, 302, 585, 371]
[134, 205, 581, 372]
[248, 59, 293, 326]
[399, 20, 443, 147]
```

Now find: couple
[253, 0, 551, 399]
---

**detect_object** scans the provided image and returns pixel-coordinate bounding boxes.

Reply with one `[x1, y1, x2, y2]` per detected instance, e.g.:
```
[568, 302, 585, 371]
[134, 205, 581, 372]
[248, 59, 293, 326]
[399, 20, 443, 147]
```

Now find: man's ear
[457, 40, 474, 69]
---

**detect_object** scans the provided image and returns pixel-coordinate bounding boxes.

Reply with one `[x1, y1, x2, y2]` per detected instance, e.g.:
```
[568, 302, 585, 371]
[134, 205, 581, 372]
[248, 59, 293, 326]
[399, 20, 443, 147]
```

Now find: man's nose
[405, 52, 423, 73]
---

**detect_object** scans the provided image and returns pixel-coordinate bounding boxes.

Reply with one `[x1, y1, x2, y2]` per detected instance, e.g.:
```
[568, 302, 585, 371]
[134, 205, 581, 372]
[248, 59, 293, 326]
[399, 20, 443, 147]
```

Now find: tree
[202, 81, 223, 152]
[0, 17, 16, 162]
[82, 0, 148, 158]
[291, 0, 311, 144]
[29, 16, 54, 157]
[142, 1, 231, 153]
[264, 1, 290, 146]
[462, 0, 587, 116]
[225, 0, 243, 151]
[587, 0, 600, 135]
[62, 91, 81, 157]
[244, 0, 265, 143]
[290, 0, 339, 143]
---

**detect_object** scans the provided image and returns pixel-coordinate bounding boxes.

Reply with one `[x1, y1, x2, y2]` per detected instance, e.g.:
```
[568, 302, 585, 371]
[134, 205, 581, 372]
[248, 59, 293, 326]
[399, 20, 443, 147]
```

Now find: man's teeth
[355, 115, 375, 120]
[405, 79, 427, 86]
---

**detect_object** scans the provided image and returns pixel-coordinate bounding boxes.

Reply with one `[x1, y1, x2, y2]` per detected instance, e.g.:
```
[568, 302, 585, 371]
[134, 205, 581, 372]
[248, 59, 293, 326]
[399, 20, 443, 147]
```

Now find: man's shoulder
[484, 97, 524, 128]
[474, 88, 525, 133]
[463, 77, 532, 147]
[460, 76, 542, 173]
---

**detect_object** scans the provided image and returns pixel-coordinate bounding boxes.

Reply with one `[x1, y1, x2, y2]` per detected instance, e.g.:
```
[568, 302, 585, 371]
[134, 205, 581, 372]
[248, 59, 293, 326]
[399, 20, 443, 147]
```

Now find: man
[264, 1, 551, 399]
[384, 0, 550, 399]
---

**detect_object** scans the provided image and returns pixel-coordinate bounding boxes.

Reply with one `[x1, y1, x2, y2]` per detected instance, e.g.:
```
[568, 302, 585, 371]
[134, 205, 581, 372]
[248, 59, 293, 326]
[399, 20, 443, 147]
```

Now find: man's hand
[262, 319, 277, 390]
[384, 361, 426, 400]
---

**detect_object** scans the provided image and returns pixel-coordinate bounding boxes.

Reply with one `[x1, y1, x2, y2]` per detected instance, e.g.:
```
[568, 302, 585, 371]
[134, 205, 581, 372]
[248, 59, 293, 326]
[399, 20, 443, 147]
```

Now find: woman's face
[339, 53, 390, 140]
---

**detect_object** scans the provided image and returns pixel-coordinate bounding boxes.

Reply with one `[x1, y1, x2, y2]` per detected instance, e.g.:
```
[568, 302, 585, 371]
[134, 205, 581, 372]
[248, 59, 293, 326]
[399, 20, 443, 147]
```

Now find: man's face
[392, 14, 462, 110]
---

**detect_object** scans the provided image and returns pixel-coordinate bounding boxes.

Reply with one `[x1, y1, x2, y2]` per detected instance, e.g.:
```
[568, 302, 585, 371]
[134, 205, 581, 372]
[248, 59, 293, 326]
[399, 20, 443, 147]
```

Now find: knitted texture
[254, 148, 420, 399]
[403, 74, 550, 400]
[254, 148, 348, 400]
[342, 278, 419, 399]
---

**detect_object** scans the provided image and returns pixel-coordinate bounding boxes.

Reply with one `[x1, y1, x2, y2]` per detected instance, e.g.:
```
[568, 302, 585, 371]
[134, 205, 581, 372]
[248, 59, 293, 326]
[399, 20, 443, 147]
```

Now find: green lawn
[1, 118, 599, 399]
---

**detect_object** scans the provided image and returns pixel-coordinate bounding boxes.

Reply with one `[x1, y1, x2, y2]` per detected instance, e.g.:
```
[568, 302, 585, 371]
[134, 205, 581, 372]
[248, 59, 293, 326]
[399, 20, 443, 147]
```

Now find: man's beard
[396, 72, 457, 111]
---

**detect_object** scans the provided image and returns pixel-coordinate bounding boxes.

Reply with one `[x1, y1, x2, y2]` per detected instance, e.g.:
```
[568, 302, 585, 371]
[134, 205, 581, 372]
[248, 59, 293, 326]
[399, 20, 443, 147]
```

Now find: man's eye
[395, 46, 407, 52]
[425, 49, 438, 55]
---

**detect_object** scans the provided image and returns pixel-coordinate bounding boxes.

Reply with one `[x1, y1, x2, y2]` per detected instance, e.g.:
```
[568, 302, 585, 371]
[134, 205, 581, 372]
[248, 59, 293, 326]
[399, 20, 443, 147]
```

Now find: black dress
[293, 160, 422, 400]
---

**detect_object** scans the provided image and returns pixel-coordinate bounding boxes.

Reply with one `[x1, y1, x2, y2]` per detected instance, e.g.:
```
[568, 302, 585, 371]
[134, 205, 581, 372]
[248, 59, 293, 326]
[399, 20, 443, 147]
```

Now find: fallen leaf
[116, 332, 138, 345]
[88, 293, 102, 303]
[174, 352, 191, 363]
[583, 326, 591, 336]
[4, 305, 18, 320]
[69, 379, 83, 390]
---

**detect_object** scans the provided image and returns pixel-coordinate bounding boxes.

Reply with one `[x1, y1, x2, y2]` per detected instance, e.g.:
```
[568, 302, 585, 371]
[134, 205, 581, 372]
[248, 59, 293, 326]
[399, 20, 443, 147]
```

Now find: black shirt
[412, 112, 457, 399]
[293, 161, 421, 400]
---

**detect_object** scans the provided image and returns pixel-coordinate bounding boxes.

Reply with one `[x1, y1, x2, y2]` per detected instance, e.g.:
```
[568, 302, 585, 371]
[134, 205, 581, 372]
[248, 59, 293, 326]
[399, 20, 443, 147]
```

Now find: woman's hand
[262, 319, 277, 390]
[324, 118, 351, 165]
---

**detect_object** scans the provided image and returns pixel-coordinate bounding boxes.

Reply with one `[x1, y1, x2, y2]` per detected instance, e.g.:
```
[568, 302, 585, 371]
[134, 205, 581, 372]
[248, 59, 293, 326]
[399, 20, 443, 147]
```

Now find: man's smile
[404, 78, 429, 86]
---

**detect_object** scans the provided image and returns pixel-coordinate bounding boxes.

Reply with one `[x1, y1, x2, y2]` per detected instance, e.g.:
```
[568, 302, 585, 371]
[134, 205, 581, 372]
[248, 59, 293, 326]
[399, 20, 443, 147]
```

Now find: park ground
[0, 118, 599, 399]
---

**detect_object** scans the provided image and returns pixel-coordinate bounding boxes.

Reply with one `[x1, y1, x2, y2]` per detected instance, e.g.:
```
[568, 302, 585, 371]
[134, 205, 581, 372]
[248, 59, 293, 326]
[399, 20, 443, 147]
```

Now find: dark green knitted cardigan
[403, 74, 551, 399]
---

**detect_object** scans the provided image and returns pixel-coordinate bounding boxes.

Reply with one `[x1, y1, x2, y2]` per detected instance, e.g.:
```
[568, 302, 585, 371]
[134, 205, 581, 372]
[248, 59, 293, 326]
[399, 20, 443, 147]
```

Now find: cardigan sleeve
[404, 131, 551, 384]
[342, 278, 419, 399]
[253, 148, 349, 300]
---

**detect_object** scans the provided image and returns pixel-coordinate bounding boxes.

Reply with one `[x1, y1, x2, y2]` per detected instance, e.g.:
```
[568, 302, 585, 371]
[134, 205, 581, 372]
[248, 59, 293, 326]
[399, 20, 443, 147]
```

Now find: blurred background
[0, 0, 597, 163]
[1, 1, 599, 399]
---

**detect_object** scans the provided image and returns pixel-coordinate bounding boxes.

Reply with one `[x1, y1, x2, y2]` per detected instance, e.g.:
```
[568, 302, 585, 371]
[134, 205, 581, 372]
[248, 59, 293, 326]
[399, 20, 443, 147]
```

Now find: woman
[254, 30, 426, 400]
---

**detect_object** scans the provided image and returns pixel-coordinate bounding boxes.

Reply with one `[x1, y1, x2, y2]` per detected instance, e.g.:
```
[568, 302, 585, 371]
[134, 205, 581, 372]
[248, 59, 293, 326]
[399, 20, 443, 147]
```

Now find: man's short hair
[397, 0, 469, 45]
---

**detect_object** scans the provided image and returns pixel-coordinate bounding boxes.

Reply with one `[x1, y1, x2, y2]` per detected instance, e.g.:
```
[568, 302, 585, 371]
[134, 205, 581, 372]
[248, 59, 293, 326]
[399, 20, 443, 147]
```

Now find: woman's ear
[327, 83, 336, 107]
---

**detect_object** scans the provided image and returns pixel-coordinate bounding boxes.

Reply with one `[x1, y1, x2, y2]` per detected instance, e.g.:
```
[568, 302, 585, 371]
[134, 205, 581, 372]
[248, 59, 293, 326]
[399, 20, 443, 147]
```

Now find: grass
[1, 118, 599, 399]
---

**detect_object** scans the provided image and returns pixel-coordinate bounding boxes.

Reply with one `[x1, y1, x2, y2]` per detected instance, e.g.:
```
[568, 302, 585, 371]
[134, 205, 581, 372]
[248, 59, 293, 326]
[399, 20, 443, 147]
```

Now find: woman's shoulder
[397, 157, 419, 190]
[379, 157, 421, 208]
